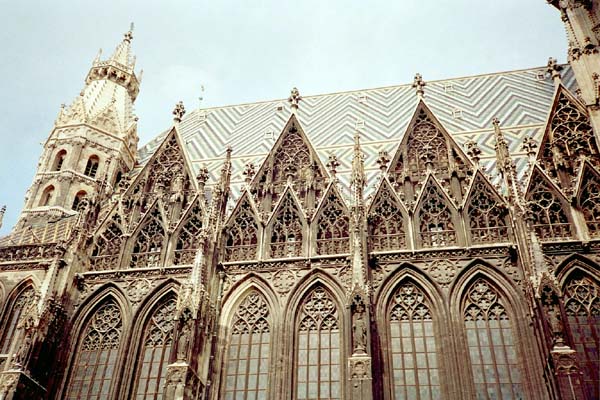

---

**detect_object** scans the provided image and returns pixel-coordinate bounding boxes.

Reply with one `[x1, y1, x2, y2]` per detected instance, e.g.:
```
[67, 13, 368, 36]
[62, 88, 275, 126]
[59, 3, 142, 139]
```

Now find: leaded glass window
[563, 274, 600, 398]
[463, 279, 523, 399]
[389, 282, 440, 400]
[224, 291, 270, 400]
[0, 286, 34, 354]
[297, 287, 341, 400]
[66, 300, 123, 400]
[133, 296, 176, 400]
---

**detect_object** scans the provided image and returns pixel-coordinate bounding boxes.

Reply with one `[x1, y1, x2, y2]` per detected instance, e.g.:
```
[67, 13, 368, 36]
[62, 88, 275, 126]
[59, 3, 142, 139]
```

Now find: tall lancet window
[224, 291, 271, 400]
[463, 279, 523, 399]
[0, 286, 35, 354]
[296, 287, 341, 400]
[562, 273, 600, 398]
[133, 295, 176, 400]
[389, 282, 440, 399]
[66, 300, 123, 400]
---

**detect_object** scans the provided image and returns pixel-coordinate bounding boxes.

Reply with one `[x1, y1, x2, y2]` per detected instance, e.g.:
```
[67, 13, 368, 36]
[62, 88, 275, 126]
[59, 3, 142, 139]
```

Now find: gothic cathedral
[0, 2, 599, 400]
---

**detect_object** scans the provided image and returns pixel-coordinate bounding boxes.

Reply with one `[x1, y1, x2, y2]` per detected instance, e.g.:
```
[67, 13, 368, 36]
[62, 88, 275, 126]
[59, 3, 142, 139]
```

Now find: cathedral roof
[138, 65, 577, 203]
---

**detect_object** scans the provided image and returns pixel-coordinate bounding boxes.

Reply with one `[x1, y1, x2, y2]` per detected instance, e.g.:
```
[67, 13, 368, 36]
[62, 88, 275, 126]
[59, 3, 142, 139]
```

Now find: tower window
[40, 185, 55, 206]
[84, 155, 100, 178]
[72, 191, 87, 210]
[53, 150, 67, 171]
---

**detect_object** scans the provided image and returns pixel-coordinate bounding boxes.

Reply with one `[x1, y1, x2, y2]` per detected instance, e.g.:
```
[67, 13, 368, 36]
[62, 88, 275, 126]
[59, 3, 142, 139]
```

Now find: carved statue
[176, 316, 192, 361]
[352, 302, 368, 354]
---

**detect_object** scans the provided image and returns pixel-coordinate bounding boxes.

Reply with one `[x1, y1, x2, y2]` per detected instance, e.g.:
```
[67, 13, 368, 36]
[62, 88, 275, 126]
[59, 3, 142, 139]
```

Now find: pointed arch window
[466, 178, 509, 244]
[91, 215, 124, 271]
[315, 192, 350, 255]
[65, 299, 123, 400]
[72, 190, 87, 211]
[527, 176, 573, 240]
[270, 194, 303, 258]
[388, 282, 440, 399]
[296, 287, 341, 400]
[225, 200, 259, 262]
[84, 155, 100, 178]
[369, 185, 406, 251]
[463, 279, 523, 399]
[53, 150, 67, 171]
[224, 291, 271, 400]
[133, 295, 176, 400]
[562, 273, 600, 398]
[174, 203, 203, 265]
[130, 208, 165, 269]
[417, 184, 456, 248]
[0, 286, 35, 355]
[579, 172, 600, 238]
[40, 185, 55, 207]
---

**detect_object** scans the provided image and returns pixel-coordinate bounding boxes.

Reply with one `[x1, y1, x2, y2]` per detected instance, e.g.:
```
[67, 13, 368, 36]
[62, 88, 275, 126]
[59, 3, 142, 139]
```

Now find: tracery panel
[270, 193, 303, 258]
[369, 184, 406, 251]
[562, 274, 600, 398]
[316, 192, 350, 255]
[417, 183, 456, 248]
[174, 203, 203, 265]
[0, 286, 35, 354]
[466, 177, 509, 244]
[579, 172, 600, 238]
[91, 215, 124, 271]
[527, 174, 573, 241]
[225, 199, 259, 262]
[130, 208, 165, 268]
[224, 291, 270, 400]
[388, 282, 440, 400]
[133, 295, 176, 400]
[296, 287, 341, 400]
[463, 279, 523, 400]
[66, 300, 123, 400]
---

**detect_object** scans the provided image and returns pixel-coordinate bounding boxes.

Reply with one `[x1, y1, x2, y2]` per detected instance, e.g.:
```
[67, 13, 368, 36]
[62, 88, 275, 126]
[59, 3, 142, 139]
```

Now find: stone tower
[17, 26, 140, 228]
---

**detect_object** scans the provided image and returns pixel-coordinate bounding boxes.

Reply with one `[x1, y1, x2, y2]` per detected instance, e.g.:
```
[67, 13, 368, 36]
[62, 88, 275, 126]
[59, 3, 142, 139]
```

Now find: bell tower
[17, 25, 141, 228]
[548, 1, 600, 131]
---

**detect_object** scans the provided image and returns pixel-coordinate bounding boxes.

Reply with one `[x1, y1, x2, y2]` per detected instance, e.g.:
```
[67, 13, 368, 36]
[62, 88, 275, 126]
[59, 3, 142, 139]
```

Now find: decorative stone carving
[124, 278, 152, 304]
[428, 258, 457, 286]
[272, 269, 296, 294]
[351, 298, 368, 355]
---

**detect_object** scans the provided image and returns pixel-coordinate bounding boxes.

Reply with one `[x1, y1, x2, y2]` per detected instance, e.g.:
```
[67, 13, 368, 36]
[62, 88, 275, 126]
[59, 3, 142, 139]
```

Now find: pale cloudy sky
[0, 0, 567, 234]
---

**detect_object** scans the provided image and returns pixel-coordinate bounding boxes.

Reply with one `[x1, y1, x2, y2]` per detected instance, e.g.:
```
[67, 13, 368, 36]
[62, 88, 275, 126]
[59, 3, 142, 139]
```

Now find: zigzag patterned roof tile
[136, 65, 577, 204]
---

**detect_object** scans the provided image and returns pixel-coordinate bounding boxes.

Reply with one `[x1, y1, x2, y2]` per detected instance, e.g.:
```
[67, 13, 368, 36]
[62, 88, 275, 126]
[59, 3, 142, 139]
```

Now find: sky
[0, 0, 568, 235]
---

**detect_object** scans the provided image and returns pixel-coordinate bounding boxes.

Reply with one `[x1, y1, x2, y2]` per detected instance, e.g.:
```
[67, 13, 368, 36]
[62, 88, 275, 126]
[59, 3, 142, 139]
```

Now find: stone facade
[0, 3, 599, 400]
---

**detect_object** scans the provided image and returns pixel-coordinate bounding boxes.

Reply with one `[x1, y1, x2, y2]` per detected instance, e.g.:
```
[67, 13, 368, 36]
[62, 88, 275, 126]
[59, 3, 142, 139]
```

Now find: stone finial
[243, 162, 256, 184]
[173, 101, 186, 123]
[124, 22, 134, 42]
[412, 73, 426, 99]
[465, 140, 482, 165]
[0, 205, 5, 230]
[196, 164, 209, 187]
[522, 136, 538, 163]
[376, 150, 390, 172]
[326, 154, 340, 176]
[288, 87, 302, 113]
[546, 57, 563, 85]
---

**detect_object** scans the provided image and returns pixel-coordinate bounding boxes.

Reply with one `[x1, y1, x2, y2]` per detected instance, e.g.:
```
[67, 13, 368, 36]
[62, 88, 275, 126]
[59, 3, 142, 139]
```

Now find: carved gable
[314, 185, 350, 255]
[90, 213, 124, 271]
[415, 176, 457, 248]
[127, 128, 196, 212]
[576, 162, 600, 238]
[388, 101, 472, 200]
[224, 192, 260, 262]
[525, 166, 574, 241]
[129, 204, 167, 269]
[367, 178, 407, 251]
[464, 172, 509, 244]
[537, 86, 598, 182]
[251, 115, 328, 211]
[267, 188, 305, 258]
